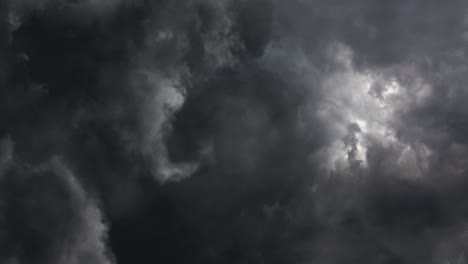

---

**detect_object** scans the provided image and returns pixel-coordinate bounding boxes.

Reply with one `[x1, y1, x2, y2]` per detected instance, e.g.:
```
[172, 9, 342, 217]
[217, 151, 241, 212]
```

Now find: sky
[1, 0, 468, 263]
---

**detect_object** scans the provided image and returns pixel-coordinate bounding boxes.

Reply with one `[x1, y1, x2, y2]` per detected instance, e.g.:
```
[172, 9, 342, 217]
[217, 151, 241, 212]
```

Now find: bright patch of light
[316, 44, 412, 174]
[382, 80, 401, 98]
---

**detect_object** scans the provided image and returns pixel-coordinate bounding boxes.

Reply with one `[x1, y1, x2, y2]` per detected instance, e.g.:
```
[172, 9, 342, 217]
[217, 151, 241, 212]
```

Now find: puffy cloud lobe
[0, 142, 112, 264]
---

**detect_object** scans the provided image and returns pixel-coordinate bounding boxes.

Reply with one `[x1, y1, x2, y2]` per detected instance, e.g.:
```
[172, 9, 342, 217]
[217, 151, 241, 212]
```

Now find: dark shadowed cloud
[1, 0, 468, 263]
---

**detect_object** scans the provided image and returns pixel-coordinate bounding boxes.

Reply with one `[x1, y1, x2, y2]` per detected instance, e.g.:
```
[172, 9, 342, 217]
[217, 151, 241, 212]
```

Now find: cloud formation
[0, 142, 112, 264]
[1, 0, 468, 263]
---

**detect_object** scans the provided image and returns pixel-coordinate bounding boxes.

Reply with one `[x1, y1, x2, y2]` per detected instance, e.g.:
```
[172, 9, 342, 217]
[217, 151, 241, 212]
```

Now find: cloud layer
[1, 0, 468, 263]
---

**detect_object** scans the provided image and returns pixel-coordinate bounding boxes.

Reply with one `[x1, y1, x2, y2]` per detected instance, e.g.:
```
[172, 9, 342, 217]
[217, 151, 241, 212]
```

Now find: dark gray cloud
[0, 141, 112, 264]
[1, 0, 468, 263]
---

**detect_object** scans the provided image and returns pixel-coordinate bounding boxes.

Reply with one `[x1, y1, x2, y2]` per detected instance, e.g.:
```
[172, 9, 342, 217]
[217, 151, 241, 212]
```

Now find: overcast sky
[1, 1, 468, 263]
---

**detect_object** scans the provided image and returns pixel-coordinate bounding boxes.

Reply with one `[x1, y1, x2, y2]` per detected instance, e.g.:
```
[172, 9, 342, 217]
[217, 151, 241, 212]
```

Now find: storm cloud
[1, 0, 468, 263]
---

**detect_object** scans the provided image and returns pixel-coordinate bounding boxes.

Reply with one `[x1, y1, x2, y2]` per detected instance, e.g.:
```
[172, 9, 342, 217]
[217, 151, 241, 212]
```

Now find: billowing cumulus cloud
[1, 0, 468, 263]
